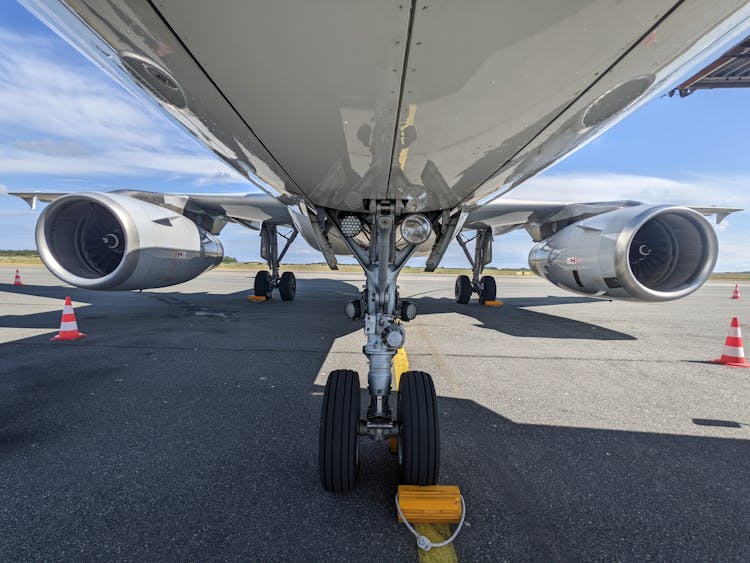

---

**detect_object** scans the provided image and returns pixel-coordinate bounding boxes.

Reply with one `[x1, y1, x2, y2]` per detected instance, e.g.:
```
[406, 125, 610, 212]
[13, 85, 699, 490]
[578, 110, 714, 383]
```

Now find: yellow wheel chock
[396, 485, 465, 551]
[483, 300, 503, 307]
[247, 295, 267, 302]
[397, 485, 462, 524]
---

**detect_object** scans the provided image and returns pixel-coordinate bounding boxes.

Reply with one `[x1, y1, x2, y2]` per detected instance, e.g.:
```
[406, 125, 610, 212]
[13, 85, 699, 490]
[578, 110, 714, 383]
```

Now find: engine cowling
[36, 192, 223, 290]
[528, 205, 718, 301]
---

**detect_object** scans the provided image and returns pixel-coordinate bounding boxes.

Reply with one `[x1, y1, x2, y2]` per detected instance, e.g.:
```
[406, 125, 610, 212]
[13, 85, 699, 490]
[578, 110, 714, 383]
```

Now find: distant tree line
[0, 250, 39, 257]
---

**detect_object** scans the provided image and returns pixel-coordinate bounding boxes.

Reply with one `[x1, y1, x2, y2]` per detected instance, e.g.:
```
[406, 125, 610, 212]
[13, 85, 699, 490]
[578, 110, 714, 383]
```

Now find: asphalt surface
[1, 265, 749, 562]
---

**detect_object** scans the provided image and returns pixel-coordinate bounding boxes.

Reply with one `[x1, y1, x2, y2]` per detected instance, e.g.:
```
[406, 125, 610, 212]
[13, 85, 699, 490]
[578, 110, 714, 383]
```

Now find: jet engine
[528, 205, 718, 301]
[36, 192, 223, 290]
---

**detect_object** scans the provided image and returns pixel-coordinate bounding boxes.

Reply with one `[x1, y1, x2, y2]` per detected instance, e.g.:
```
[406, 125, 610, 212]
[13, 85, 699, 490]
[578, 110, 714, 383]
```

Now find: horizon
[1, 249, 749, 274]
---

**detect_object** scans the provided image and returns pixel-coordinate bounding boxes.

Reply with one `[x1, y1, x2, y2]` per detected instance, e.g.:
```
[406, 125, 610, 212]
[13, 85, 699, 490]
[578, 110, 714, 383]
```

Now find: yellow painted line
[417, 523, 459, 563]
[393, 347, 460, 562]
[393, 346, 410, 390]
[398, 104, 417, 170]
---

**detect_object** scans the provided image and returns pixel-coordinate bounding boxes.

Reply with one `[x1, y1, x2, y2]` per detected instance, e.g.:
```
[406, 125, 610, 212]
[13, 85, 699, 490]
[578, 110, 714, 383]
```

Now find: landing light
[400, 214, 431, 245]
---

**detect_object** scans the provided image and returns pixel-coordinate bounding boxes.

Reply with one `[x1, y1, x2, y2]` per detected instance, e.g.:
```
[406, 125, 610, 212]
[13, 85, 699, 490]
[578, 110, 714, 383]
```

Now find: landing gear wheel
[479, 275, 497, 304]
[278, 271, 296, 301]
[254, 270, 273, 299]
[455, 275, 472, 304]
[398, 371, 440, 485]
[319, 370, 361, 492]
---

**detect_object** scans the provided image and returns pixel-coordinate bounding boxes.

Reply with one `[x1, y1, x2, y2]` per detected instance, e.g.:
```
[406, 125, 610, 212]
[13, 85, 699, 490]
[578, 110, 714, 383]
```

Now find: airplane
[9, 0, 749, 493]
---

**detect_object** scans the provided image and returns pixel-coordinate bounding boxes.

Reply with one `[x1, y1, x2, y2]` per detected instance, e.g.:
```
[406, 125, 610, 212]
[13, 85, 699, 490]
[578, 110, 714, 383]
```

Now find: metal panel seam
[385, 0, 418, 197]
[145, 0, 305, 199]
[465, 0, 687, 206]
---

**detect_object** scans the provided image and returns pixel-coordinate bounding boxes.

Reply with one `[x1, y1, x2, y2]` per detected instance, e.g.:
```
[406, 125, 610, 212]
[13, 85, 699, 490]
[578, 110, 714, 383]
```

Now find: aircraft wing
[10, 185, 742, 299]
[464, 200, 742, 241]
[9, 192, 67, 209]
[13, 188, 739, 244]
[9, 189, 294, 233]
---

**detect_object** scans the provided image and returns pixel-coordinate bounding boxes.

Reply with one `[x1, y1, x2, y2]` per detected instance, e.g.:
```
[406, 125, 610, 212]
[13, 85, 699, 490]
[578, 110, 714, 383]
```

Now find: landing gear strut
[455, 228, 497, 304]
[318, 204, 440, 492]
[254, 223, 298, 300]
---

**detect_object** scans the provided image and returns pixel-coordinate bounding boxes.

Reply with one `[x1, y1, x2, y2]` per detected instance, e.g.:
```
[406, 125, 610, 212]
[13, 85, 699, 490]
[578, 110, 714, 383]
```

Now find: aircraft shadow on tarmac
[0, 278, 634, 342]
[414, 295, 635, 340]
[0, 279, 748, 560]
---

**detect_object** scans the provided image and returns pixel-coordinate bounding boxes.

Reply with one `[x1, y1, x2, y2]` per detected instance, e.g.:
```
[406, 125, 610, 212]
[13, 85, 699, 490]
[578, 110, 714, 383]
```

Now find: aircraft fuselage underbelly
[36, 0, 750, 212]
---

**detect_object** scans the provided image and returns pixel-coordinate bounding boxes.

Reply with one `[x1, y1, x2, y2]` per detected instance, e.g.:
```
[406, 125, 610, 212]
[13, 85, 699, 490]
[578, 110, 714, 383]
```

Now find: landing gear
[254, 270, 273, 299]
[278, 271, 296, 301]
[455, 228, 498, 304]
[479, 275, 496, 304]
[253, 223, 298, 300]
[398, 371, 440, 485]
[455, 275, 472, 304]
[319, 370, 360, 492]
[317, 203, 443, 491]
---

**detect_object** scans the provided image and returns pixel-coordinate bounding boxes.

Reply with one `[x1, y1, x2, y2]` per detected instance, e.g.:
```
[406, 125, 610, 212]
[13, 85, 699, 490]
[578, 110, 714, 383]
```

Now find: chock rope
[394, 493, 466, 552]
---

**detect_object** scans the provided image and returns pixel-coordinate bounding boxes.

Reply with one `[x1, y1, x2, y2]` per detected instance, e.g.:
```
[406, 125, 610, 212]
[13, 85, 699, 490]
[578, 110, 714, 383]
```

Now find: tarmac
[1, 265, 749, 561]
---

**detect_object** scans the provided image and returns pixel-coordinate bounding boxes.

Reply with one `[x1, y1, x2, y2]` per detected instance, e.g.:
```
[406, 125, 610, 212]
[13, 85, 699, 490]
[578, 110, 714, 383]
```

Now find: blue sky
[1, 2, 748, 271]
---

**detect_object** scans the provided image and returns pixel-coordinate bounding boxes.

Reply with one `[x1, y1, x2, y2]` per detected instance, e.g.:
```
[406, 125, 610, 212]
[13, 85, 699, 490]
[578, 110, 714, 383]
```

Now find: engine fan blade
[78, 204, 125, 275]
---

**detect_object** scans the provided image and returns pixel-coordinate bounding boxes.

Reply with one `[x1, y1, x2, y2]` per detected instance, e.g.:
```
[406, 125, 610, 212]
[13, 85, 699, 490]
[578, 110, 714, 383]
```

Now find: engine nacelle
[528, 205, 718, 301]
[36, 192, 223, 290]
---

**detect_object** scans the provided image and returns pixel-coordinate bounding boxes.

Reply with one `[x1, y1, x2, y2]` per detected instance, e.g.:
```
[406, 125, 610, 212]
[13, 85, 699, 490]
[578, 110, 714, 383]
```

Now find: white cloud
[0, 26, 244, 182]
[512, 172, 750, 208]
[0, 148, 243, 179]
[14, 139, 89, 157]
[193, 171, 247, 187]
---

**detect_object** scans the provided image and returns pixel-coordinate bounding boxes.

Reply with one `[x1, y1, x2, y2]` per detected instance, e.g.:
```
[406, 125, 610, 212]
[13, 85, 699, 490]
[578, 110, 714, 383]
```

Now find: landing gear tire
[455, 275, 472, 304]
[278, 271, 296, 301]
[398, 371, 440, 486]
[479, 275, 497, 304]
[254, 270, 273, 299]
[319, 370, 361, 492]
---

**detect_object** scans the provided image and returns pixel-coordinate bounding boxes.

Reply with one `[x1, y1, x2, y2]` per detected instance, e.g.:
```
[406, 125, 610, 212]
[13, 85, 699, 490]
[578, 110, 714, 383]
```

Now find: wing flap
[8, 190, 293, 232]
[465, 200, 742, 241]
[687, 206, 743, 224]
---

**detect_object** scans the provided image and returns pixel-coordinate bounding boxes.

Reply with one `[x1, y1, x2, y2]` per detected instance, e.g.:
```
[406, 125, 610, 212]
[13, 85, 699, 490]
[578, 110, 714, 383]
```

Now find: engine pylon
[51, 296, 86, 341]
[711, 317, 749, 368]
[13, 269, 23, 286]
[731, 284, 741, 299]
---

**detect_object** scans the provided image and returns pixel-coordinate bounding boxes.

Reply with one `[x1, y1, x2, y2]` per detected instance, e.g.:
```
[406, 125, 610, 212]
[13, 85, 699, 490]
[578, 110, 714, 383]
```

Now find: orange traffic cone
[13, 269, 23, 286]
[711, 317, 750, 368]
[51, 296, 86, 341]
[731, 284, 741, 299]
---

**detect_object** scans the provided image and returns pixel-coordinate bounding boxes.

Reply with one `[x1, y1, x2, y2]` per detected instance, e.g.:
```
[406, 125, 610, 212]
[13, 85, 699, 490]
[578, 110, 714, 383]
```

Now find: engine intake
[36, 192, 223, 290]
[528, 205, 718, 301]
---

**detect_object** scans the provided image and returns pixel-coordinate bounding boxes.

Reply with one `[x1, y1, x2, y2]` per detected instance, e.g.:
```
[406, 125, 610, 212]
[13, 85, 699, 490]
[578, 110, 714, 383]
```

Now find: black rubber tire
[278, 271, 296, 301]
[254, 270, 273, 299]
[455, 275, 472, 304]
[319, 370, 361, 492]
[479, 275, 497, 304]
[398, 371, 440, 485]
